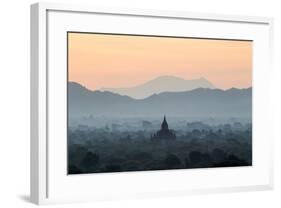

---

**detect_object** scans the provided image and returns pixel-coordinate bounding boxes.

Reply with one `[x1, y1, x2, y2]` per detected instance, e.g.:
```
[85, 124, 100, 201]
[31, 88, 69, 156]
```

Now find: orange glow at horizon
[68, 33, 252, 90]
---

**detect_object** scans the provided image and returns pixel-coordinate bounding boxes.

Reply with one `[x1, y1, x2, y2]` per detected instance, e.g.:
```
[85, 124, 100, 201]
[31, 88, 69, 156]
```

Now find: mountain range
[100, 76, 215, 99]
[68, 81, 252, 118]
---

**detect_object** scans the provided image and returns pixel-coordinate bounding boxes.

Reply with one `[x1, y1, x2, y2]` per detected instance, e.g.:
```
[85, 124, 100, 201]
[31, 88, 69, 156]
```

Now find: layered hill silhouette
[100, 76, 215, 99]
[69, 82, 252, 118]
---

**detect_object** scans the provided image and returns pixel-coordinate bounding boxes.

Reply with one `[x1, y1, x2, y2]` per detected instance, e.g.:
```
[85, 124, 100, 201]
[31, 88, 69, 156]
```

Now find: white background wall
[0, 0, 280, 207]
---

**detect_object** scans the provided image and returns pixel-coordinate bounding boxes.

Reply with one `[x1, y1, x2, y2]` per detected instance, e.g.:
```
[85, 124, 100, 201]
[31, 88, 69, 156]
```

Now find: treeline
[68, 127, 252, 174]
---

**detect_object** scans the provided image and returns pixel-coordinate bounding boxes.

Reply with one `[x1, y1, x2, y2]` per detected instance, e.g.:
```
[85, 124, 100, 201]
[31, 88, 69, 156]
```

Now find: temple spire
[151, 115, 176, 141]
[161, 115, 169, 130]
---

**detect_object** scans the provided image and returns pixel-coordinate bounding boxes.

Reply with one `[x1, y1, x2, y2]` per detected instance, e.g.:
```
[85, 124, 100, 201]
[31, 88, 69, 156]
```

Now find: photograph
[67, 32, 252, 174]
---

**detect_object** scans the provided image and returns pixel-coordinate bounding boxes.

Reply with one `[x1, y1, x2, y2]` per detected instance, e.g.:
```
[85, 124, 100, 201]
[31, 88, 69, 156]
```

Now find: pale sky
[68, 32, 252, 90]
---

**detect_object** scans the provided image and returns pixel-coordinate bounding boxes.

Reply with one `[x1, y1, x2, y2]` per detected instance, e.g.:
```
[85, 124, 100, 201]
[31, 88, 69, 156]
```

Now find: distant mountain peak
[69, 81, 86, 88]
[68, 81, 91, 93]
[153, 75, 184, 80]
[100, 75, 215, 99]
[198, 77, 208, 81]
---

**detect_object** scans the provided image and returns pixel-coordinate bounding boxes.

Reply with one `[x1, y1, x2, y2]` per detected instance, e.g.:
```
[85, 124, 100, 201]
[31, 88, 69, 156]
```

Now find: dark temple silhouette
[151, 116, 176, 141]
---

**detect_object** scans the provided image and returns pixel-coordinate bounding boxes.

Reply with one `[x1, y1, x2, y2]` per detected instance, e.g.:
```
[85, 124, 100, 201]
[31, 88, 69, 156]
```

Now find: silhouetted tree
[80, 151, 100, 170]
[189, 151, 203, 166]
[68, 165, 83, 174]
[184, 157, 190, 168]
[213, 154, 249, 167]
[164, 154, 181, 168]
[104, 164, 121, 172]
[211, 148, 226, 163]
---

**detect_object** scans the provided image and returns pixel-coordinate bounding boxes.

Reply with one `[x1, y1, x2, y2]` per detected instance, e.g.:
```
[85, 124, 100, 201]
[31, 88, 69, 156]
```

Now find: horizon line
[68, 73, 252, 92]
[68, 80, 252, 100]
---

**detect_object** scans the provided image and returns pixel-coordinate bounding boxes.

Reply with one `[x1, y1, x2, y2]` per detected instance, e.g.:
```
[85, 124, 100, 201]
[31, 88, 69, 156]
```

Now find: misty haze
[68, 77, 252, 174]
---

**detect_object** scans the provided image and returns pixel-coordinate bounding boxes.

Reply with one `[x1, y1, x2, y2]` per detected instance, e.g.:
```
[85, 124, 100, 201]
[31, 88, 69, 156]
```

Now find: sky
[68, 32, 252, 90]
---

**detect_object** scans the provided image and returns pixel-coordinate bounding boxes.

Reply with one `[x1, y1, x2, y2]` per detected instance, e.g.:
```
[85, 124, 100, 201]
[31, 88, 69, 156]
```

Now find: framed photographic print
[30, 2, 274, 205]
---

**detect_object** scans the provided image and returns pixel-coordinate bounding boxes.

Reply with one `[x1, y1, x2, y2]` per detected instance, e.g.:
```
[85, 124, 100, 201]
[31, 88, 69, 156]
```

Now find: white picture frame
[30, 2, 274, 205]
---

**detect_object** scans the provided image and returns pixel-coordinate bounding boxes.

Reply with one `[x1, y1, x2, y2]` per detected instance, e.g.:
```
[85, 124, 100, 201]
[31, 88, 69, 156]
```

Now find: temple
[151, 116, 176, 141]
